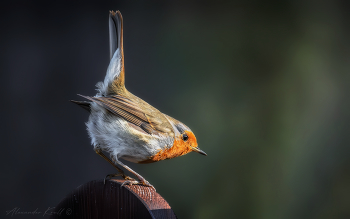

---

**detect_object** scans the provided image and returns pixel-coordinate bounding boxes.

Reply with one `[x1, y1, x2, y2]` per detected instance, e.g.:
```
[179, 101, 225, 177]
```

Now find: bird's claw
[103, 173, 155, 190]
[123, 175, 135, 181]
[121, 179, 155, 190]
[104, 173, 124, 184]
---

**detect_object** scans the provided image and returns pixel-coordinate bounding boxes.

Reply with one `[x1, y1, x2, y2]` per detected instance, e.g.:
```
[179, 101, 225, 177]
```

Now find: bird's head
[175, 129, 206, 156]
[146, 116, 207, 163]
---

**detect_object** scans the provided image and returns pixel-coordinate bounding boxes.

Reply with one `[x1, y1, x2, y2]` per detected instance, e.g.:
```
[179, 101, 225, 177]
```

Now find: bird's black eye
[182, 133, 188, 141]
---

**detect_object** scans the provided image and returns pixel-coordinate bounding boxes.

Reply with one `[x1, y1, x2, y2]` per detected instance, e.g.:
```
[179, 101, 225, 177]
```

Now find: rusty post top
[51, 179, 177, 219]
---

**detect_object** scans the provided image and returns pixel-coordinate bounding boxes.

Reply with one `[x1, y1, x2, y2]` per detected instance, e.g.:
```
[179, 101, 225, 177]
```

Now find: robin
[71, 11, 206, 188]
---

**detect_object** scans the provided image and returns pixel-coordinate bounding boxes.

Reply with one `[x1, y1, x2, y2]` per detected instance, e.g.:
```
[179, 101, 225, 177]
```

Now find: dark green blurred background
[2, 1, 350, 218]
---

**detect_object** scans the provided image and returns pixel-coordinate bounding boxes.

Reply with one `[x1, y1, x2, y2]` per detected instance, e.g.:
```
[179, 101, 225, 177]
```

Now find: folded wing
[79, 95, 175, 137]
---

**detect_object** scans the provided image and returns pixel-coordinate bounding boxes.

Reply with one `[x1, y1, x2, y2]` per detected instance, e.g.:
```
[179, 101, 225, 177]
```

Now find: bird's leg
[95, 148, 133, 183]
[95, 148, 153, 188]
[114, 159, 154, 189]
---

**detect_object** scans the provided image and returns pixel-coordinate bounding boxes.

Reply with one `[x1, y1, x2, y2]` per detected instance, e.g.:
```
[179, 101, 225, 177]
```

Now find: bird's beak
[191, 146, 207, 156]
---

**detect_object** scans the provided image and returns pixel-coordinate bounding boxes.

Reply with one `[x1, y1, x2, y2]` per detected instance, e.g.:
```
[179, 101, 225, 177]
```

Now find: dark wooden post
[51, 179, 177, 219]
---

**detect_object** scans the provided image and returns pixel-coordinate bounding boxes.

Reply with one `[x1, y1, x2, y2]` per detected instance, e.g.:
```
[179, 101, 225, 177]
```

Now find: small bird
[71, 11, 206, 187]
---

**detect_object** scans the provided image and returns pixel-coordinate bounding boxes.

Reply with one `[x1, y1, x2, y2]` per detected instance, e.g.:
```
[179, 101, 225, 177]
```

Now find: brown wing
[79, 94, 174, 136]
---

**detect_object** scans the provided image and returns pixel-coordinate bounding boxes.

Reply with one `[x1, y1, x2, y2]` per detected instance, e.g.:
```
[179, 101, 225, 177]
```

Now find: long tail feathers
[96, 10, 125, 95]
[109, 11, 123, 60]
[71, 11, 125, 111]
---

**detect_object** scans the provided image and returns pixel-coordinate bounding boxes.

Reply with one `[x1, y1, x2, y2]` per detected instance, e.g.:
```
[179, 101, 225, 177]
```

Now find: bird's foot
[121, 178, 155, 190]
[104, 173, 125, 184]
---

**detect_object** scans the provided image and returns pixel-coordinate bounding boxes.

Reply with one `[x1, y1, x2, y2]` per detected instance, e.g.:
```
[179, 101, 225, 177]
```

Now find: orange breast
[139, 131, 197, 163]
